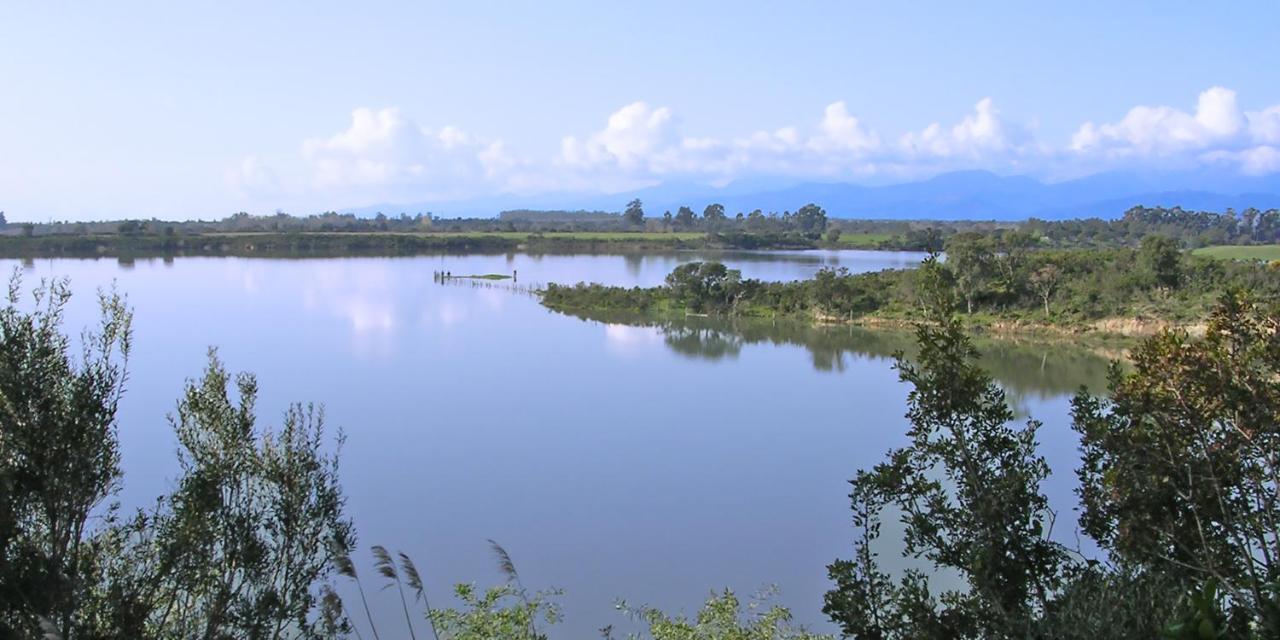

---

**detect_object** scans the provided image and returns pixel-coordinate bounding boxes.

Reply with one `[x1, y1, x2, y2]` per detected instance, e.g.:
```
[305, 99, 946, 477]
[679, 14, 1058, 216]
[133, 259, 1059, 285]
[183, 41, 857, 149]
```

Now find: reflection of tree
[556, 307, 1114, 398]
[662, 326, 743, 361]
[623, 253, 644, 277]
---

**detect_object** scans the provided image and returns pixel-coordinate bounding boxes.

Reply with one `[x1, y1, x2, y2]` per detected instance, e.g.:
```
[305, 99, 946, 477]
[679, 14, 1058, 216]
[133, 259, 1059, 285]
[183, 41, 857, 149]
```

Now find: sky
[2, 1, 1280, 221]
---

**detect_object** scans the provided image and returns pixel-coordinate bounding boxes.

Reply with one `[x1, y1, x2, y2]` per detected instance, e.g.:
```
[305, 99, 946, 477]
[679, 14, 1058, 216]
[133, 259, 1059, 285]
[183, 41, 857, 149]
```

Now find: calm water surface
[8, 251, 1111, 637]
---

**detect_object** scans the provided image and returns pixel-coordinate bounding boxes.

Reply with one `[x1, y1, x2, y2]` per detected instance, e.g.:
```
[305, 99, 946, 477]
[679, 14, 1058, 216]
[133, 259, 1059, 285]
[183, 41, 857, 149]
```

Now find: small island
[539, 230, 1280, 340]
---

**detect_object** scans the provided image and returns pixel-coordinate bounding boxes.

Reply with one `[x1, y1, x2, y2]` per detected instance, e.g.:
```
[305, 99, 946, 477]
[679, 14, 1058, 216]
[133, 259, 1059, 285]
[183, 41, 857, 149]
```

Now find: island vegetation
[540, 234, 1280, 338]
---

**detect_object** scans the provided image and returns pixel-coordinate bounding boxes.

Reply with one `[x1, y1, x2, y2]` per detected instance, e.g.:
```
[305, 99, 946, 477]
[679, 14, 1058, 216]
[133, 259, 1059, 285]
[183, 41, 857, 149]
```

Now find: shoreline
[539, 299, 1196, 351]
[0, 230, 928, 259]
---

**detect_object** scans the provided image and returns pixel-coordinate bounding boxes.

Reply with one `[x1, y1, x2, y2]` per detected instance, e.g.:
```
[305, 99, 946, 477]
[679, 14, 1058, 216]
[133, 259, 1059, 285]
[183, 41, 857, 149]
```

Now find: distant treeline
[0, 232, 520, 259]
[497, 209, 617, 222]
[1025, 204, 1280, 247]
[1, 203, 1278, 256]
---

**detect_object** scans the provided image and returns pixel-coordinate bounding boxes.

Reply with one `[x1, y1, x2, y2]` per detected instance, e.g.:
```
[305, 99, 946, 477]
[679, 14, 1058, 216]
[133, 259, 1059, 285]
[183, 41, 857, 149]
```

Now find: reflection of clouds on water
[301, 264, 400, 337]
[427, 301, 466, 326]
[475, 289, 510, 311]
[339, 297, 396, 334]
[603, 323, 664, 355]
[226, 262, 262, 294]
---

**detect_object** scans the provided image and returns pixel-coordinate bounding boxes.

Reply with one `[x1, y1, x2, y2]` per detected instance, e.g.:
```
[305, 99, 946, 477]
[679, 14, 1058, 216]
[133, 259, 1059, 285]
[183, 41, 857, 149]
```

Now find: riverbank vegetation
[541, 236, 1280, 337]
[3, 272, 1279, 636]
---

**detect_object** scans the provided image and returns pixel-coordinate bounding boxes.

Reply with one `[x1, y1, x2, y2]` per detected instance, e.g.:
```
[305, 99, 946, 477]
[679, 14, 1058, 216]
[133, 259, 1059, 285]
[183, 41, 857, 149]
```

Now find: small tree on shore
[1030, 263, 1060, 317]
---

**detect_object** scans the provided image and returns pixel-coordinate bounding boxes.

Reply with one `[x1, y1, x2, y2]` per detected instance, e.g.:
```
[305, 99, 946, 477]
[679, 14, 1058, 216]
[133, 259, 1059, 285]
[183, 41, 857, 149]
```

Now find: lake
[6, 250, 1113, 638]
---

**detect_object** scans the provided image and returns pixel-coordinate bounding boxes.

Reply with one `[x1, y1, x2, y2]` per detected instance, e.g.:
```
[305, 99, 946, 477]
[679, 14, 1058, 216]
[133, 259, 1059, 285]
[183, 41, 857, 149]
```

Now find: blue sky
[2, 1, 1279, 220]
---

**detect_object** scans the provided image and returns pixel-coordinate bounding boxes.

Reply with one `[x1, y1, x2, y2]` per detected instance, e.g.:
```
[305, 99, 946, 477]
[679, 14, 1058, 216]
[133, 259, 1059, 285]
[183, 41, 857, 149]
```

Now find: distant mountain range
[346, 169, 1280, 221]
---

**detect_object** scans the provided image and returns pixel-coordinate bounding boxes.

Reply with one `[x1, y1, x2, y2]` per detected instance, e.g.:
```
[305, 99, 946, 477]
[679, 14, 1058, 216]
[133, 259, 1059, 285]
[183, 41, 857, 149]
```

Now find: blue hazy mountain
[347, 170, 1280, 220]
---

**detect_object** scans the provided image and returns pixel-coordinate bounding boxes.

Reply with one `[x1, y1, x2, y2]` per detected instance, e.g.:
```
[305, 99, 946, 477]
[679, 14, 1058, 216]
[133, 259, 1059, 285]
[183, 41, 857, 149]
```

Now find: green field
[1192, 245, 1280, 261]
[836, 233, 892, 248]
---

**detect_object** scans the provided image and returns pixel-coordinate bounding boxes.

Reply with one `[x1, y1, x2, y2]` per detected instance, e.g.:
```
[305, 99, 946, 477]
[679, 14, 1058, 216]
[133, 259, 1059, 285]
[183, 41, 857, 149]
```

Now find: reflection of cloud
[434, 302, 466, 326]
[476, 289, 509, 311]
[339, 296, 395, 334]
[603, 323, 663, 355]
[297, 265, 400, 338]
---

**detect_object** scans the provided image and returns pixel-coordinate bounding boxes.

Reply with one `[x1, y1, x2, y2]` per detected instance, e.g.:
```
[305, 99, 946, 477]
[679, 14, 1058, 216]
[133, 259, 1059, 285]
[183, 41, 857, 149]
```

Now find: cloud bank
[232, 87, 1280, 206]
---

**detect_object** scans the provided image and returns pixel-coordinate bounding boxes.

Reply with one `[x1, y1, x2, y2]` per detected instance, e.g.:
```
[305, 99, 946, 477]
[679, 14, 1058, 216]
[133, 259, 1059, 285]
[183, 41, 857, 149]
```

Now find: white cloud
[900, 98, 1016, 159]
[1219, 145, 1280, 176]
[300, 107, 514, 198]
[225, 155, 279, 196]
[230, 87, 1280, 209]
[1247, 105, 1280, 144]
[1070, 86, 1245, 156]
[808, 101, 880, 153]
[560, 102, 679, 171]
[556, 100, 891, 182]
[1067, 86, 1280, 175]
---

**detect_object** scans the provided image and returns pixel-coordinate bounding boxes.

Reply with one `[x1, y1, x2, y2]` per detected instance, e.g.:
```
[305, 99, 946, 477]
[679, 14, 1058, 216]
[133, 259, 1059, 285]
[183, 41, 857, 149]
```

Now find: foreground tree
[0, 277, 352, 638]
[1073, 290, 1280, 634]
[0, 276, 131, 638]
[607, 589, 831, 640]
[824, 292, 1066, 638]
[130, 351, 354, 637]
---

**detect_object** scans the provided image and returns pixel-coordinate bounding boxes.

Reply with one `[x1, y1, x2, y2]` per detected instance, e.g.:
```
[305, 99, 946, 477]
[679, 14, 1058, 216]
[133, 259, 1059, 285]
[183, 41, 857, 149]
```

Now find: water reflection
[552, 308, 1117, 399]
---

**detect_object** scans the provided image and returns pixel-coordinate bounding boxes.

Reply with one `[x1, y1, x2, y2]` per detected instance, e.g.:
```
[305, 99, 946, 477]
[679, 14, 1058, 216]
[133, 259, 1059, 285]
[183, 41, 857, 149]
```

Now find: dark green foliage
[1139, 234, 1183, 290]
[1072, 291, 1280, 634]
[139, 351, 353, 637]
[823, 300, 1067, 638]
[540, 282, 664, 313]
[0, 280, 351, 638]
[623, 199, 646, 227]
[793, 203, 828, 236]
[702, 203, 726, 223]
[664, 262, 746, 313]
[674, 206, 697, 229]
[1026, 205, 1280, 248]
[0, 275, 131, 639]
[825, 290, 1280, 638]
